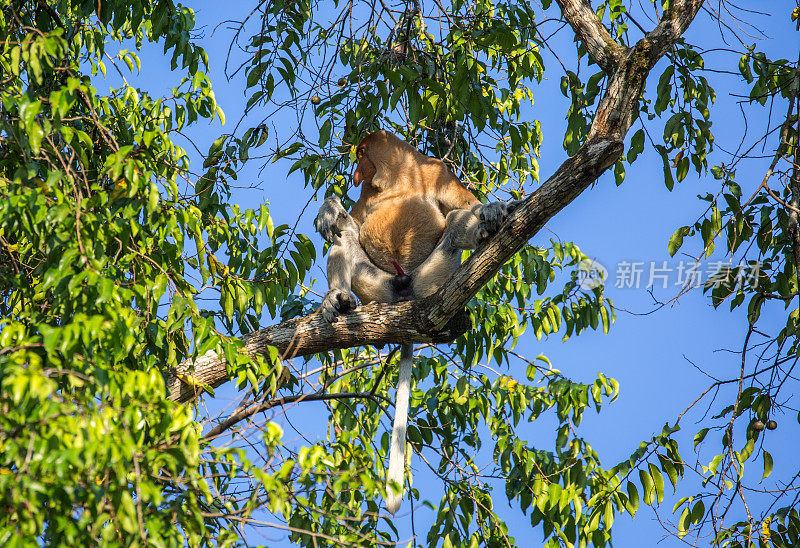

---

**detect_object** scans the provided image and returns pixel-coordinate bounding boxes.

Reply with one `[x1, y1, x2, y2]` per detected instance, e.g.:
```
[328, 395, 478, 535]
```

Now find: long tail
[386, 344, 413, 515]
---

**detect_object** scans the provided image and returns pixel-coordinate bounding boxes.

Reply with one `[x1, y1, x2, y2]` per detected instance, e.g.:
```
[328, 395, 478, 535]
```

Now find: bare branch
[203, 391, 387, 441]
[554, 0, 626, 74]
[645, 0, 707, 61]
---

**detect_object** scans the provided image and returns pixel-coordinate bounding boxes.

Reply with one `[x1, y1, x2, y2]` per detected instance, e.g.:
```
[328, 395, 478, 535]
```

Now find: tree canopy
[1, 0, 799, 547]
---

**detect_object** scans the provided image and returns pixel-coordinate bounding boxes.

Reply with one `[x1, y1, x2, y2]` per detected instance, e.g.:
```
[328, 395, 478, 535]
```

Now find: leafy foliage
[0, 1, 294, 545]
[2, 1, 799, 547]
[660, 43, 800, 546]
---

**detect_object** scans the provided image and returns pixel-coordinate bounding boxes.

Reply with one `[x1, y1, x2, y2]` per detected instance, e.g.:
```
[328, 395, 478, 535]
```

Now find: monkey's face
[352, 140, 376, 186]
[352, 131, 407, 189]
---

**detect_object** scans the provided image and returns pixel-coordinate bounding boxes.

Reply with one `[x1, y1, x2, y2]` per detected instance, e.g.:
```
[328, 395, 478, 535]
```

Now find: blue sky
[114, 2, 800, 545]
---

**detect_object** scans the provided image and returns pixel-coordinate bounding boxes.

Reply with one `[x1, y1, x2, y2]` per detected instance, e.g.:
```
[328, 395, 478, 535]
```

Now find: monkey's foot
[315, 196, 358, 243]
[320, 288, 357, 323]
[474, 200, 521, 243]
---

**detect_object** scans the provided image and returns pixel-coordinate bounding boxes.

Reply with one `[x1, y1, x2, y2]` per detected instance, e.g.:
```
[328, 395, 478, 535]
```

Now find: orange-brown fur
[349, 131, 479, 273]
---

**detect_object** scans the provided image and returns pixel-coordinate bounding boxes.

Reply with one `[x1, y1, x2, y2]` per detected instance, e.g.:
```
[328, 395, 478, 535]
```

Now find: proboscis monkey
[315, 130, 516, 515]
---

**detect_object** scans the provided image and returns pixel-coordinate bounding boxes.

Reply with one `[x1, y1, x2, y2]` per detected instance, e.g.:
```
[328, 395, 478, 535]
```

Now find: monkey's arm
[470, 200, 522, 236]
[315, 197, 401, 321]
[435, 180, 481, 214]
[435, 180, 523, 229]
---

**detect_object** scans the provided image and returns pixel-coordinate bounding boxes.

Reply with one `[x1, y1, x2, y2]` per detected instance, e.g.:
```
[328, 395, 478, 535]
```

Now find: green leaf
[668, 226, 691, 257]
[209, 134, 228, 156]
[640, 469, 655, 506]
[739, 54, 753, 83]
[614, 160, 625, 186]
[649, 463, 665, 504]
[626, 481, 639, 516]
[690, 500, 705, 524]
[28, 124, 44, 154]
[319, 118, 332, 148]
[657, 145, 675, 190]
[658, 454, 679, 490]
[628, 129, 645, 163]
[761, 451, 773, 481]
[678, 506, 691, 538]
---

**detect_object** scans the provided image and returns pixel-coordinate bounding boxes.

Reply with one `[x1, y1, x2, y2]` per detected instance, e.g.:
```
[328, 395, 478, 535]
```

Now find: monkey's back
[359, 196, 446, 273]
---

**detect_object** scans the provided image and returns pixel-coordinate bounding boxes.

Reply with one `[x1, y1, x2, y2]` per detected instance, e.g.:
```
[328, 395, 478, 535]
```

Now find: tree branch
[588, 0, 705, 141]
[554, 0, 626, 74]
[645, 0, 706, 61]
[166, 301, 471, 403]
[203, 391, 388, 441]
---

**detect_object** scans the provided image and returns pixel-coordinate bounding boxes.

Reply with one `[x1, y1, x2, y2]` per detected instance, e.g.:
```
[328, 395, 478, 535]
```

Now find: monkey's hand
[315, 196, 357, 243]
[320, 288, 357, 323]
[473, 200, 521, 243]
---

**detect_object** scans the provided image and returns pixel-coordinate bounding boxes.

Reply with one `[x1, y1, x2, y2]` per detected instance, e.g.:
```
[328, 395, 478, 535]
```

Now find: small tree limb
[203, 391, 389, 441]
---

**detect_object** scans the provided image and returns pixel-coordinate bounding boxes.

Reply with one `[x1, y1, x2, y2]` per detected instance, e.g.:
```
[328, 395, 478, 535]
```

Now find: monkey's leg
[315, 197, 400, 321]
[324, 230, 406, 320]
[410, 201, 520, 298]
[386, 343, 413, 515]
[320, 236, 358, 322]
[409, 209, 483, 298]
[315, 197, 357, 321]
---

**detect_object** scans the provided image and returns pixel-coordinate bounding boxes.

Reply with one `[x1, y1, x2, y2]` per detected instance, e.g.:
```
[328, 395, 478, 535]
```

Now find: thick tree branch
[554, 0, 626, 74]
[166, 301, 471, 402]
[167, 0, 706, 405]
[645, 0, 706, 61]
[589, 0, 705, 141]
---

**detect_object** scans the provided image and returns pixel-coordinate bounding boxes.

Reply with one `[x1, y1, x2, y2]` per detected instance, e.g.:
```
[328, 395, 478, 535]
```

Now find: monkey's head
[352, 131, 415, 189]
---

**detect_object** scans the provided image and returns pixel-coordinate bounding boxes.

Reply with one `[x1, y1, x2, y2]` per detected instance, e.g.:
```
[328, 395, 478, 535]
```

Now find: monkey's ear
[353, 155, 376, 187]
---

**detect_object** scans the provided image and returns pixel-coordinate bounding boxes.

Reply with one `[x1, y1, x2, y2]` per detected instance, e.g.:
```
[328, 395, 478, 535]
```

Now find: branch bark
[166, 300, 471, 402]
[554, 0, 625, 74]
[167, 0, 706, 404]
